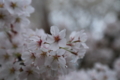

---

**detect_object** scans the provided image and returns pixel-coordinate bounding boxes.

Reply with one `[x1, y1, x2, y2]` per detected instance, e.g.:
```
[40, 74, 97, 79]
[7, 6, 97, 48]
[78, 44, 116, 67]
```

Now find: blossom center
[3, 54, 9, 60]
[15, 17, 21, 23]
[54, 36, 60, 42]
[37, 39, 42, 47]
[26, 70, 33, 75]
[13, 43, 18, 49]
[41, 51, 47, 57]
[53, 54, 60, 60]
[0, 3, 4, 8]
[0, 13, 5, 20]
[9, 67, 15, 74]
[30, 53, 36, 60]
[19, 67, 23, 72]
[10, 2, 17, 9]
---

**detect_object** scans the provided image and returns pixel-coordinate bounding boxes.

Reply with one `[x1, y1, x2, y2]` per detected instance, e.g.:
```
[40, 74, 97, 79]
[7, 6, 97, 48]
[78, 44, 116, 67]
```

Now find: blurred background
[29, 0, 120, 69]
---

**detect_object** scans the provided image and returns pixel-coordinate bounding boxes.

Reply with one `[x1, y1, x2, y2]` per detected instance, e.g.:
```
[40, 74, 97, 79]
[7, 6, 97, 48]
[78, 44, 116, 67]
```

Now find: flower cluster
[0, 0, 34, 66]
[0, 0, 88, 80]
[59, 63, 117, 80]
[22, 26, 88, 80]
[0, 0, 34, 30]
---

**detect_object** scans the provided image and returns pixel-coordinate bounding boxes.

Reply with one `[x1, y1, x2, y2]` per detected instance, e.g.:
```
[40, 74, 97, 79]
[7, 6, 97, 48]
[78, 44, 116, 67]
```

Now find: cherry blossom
[19, 65, 39, 80]
[45, 49, 66, 71]
[47, 26, 66, 51]
[0, 0, 88, 80]
[0, 63, 20, 80]
[59, 63, 117, 80]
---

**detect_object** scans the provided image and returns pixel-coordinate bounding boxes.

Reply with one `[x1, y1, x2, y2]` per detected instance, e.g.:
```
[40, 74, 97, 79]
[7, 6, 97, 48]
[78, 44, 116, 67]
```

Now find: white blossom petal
[59, 29, 66, 38]
[47, 35, 54, 43]
[50, 42, 59, 51]
[58, 39, 66, 47]
[50, 26, 59, 36]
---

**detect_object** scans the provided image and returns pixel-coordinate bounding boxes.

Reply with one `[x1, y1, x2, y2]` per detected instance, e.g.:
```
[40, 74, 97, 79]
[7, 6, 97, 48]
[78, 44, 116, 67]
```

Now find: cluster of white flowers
[59, 63, 117, 80]
[0, 0, 34, 30]
[22, 26, 88, 80]
[0, 0, 88, 80]
[0, 0, 34, 80]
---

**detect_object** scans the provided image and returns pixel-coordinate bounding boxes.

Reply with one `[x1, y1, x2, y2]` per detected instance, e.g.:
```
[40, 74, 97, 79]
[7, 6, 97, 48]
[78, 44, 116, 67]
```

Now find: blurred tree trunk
[30, 0, 50, 33]
[41, 0, 50, 33]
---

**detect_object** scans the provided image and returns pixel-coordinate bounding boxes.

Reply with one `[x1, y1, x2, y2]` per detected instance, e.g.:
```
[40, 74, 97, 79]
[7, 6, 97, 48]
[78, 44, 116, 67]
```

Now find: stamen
[15, 17, 21, 23]
[37, 39, 42, 47]
[10, 2, 17, 9]
[26, 70, 33, 75]
[0, 3, 4, 8]
[9, 67, 15, 74]
[3, 53, 9, 60]
[54, 36, 60, 42]
[53, 54, 60, 60]
[41, 51, 47, 57]
[0, 13, 5, 20]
